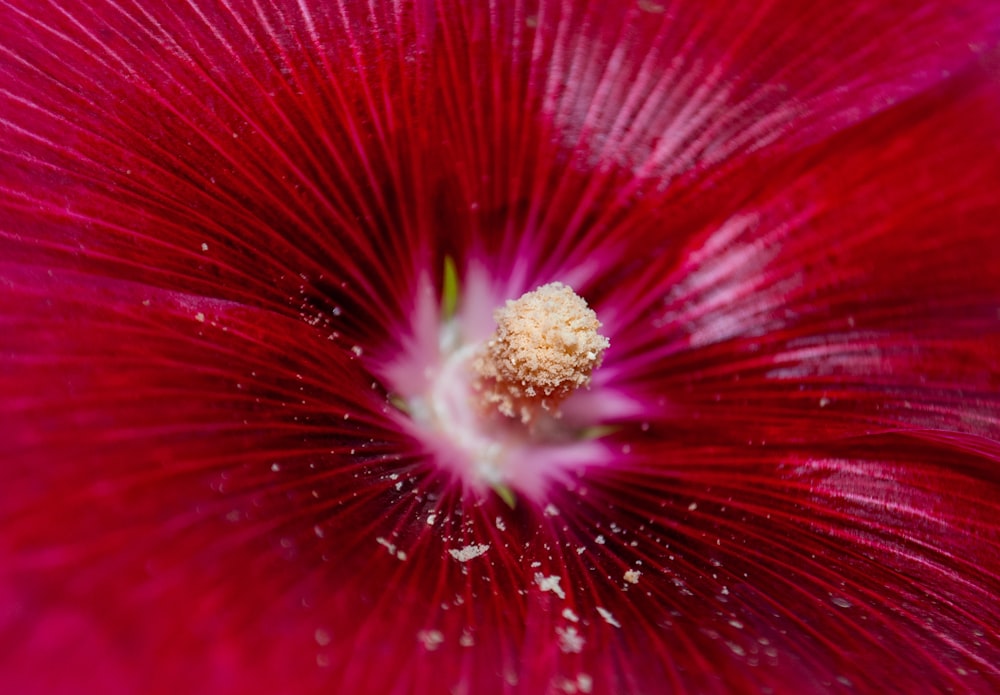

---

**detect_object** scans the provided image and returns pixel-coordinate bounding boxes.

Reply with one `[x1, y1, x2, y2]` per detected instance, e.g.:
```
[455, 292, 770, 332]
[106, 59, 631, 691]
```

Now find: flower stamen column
[474, 282, 609, 424]
[402, 280, 610, 502]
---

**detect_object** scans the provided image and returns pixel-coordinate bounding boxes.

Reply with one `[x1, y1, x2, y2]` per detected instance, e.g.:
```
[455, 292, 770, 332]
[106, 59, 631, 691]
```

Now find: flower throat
[388, 270, 611, 505]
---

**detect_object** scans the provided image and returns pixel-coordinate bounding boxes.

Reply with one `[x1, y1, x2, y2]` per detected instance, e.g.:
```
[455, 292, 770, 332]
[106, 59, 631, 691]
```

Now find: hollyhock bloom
[3, 0, 1000, 692]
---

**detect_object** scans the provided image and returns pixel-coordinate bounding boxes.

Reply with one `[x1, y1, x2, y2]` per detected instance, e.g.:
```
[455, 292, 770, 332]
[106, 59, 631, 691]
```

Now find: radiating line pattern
[2, 0, 1000, 693]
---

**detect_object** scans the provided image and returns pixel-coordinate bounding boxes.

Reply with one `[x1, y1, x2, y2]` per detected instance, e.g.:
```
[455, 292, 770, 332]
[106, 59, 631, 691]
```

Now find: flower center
[392, 279, 611, 503]
[473, 282, 609, 424]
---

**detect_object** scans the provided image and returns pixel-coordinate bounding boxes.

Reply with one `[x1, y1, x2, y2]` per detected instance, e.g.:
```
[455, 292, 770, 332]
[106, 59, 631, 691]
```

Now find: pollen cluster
[474, 282, 609, 423]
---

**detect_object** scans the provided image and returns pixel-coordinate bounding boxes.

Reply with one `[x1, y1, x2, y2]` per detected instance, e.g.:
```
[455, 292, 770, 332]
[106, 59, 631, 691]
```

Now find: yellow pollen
[473, 282, 609, 423]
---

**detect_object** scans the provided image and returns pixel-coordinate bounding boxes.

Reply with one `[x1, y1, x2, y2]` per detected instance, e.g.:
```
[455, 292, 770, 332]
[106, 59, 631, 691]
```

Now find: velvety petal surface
[2, 1, 1000, 693]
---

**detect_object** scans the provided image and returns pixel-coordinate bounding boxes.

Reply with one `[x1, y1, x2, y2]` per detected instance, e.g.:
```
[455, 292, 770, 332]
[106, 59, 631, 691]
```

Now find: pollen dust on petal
[417, 629, 444, 651]
[448, 543, 490, 562]
[596, 607, 621, 628]
[556, 626, 585, 654]
[534, 573, 567, 599]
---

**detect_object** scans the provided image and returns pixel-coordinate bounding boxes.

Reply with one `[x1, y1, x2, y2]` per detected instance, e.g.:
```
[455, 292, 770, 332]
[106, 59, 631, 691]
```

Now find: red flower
[3, 1, 1000, 693]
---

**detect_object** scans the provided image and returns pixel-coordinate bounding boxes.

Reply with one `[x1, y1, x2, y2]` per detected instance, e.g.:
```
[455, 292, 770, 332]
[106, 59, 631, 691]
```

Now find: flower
[2, 0, 1000, 693]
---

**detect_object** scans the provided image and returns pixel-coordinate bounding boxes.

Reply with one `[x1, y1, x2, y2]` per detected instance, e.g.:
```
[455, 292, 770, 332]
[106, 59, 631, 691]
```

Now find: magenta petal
[3, 1, 1000, 693]
[605, 74, 1000, 444]
[0, 266, 405, 692]
[540, 432, 1000, 692]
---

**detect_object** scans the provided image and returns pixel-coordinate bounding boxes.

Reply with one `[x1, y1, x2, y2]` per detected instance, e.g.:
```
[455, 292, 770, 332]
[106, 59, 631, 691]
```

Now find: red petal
[606, 74, 1000, 445]
[3, 1, 1000, 693]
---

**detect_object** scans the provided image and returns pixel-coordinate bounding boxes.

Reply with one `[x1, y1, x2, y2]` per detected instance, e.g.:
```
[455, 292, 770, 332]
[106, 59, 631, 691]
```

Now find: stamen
[473, 282, 609, 423]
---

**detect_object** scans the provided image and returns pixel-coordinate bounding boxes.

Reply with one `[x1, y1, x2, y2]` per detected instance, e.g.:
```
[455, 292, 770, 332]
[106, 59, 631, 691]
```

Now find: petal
[3, 0, 1000, 693]
[569, 432, 1000, 691]
[606, 71, 1000, 444]
[0, 265, 405, 693]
